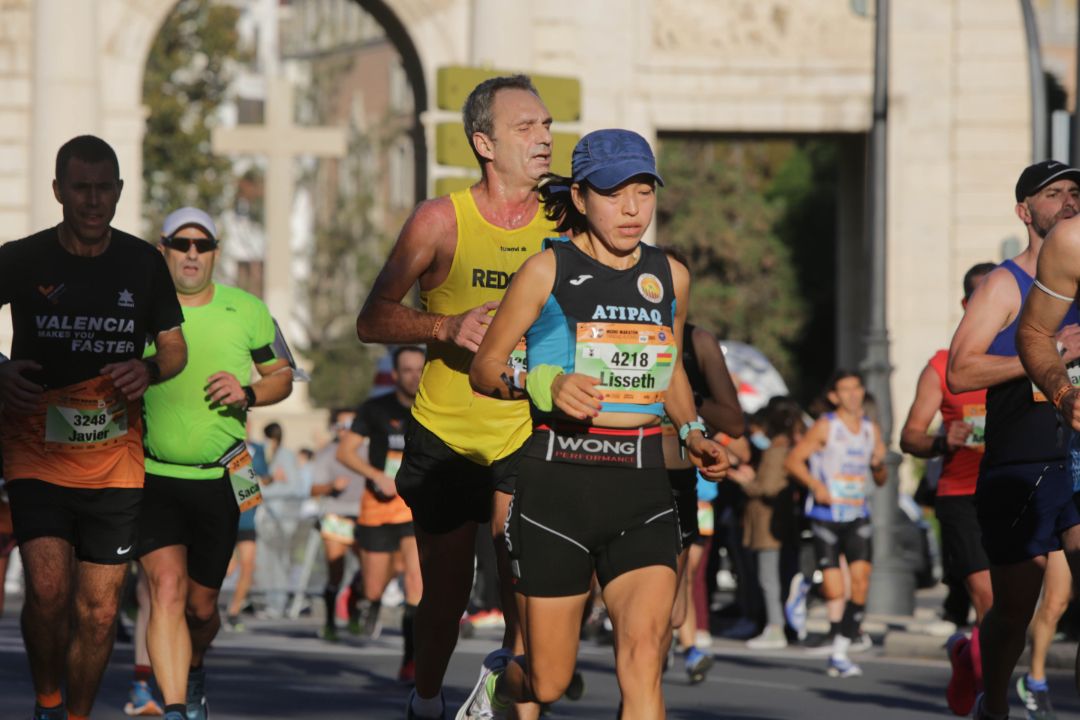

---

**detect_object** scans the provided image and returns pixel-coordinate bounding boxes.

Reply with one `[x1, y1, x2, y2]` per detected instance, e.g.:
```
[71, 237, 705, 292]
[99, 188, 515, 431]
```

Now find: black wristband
[242, 385, 257, 409]
[931, 435, 948, 456]
[142, 358, 162, 384]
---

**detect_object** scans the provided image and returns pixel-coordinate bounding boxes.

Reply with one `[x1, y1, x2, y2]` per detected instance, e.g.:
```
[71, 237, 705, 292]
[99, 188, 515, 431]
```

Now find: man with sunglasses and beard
[135, 207, 294, 720]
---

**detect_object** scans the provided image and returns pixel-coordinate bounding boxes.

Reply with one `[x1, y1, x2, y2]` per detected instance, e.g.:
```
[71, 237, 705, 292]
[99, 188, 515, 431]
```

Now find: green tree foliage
[656, 137, 838, 400]
[300, 53, 412, 408]
[142, 0, 246, 237]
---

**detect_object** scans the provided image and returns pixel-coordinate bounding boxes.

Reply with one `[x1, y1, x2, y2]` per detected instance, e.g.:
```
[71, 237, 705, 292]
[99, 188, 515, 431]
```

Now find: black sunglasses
[162, 236, 218, 253]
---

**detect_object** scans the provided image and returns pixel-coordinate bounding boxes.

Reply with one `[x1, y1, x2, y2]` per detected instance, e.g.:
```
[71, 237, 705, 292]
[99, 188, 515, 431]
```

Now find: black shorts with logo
[935, 493, 989, 579]
[810, 516, 873, 569]
[506, 425, 680, 597]
[7, 478, 141, 565]
[668, 467, 699, 549]
[395, 420, 524, 535]
[356, 521, 415, 553]
[135, 471, 240, 589]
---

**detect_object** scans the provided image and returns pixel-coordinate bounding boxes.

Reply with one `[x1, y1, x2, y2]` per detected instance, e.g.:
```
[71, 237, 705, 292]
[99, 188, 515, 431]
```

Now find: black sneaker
[32, 705, 66, 720]
[1016, 675, 1055, 720]
[186, 666, 208, 720]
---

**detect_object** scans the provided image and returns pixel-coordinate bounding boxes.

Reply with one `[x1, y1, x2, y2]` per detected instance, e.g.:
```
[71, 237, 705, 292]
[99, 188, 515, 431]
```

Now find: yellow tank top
[412, 188, 556, 465]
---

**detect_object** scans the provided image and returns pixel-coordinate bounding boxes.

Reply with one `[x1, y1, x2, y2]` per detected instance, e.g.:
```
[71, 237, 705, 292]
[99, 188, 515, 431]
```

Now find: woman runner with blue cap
[458, 129, 730, 719]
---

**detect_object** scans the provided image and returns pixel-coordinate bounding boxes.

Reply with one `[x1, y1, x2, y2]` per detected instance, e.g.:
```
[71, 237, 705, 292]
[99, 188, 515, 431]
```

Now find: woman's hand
[551, 373, 603, 420]
[686, 433, 730, 480]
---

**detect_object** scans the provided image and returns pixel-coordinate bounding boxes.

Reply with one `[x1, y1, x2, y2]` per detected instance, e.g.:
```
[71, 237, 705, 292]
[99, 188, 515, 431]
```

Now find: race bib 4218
[574, 322, 675, 405]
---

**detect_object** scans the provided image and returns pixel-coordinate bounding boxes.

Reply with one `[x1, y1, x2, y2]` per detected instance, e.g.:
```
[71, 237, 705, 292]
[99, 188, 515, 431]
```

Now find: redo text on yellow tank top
[413, 187, 557, 465]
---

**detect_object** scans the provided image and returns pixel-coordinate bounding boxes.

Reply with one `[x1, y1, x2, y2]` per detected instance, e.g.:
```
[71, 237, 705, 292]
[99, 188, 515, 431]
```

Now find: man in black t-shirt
[0, 135, 186, 720]
[337, 346, 424, 683]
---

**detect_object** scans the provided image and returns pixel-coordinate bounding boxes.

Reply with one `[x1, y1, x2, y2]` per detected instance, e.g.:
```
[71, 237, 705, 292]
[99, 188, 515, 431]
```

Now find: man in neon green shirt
[136, 207, 293, 720]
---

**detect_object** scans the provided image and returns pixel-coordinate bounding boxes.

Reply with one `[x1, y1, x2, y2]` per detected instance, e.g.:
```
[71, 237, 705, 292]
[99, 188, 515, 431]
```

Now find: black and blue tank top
[983, 259, 1079, 467]
[526, 239, 677, 419]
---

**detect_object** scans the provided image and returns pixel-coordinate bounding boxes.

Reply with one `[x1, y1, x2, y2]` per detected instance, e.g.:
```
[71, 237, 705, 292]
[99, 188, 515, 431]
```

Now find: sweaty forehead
[491, 88, 548, 124]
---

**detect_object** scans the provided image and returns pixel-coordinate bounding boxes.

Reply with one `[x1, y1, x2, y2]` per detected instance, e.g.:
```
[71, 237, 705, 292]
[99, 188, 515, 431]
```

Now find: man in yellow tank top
[356, 75, 555, 720]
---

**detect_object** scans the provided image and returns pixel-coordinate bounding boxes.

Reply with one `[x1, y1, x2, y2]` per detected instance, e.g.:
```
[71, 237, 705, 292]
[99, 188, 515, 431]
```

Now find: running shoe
[946, 632, 976, 716]
[826, 655, 862, 678]
[564, 670, 585, 701]
[405, 689, 445, 720]
[746, 625, 788, 650]
[1016, 674, 1055, 720]
[186, 666, 208, 720]
[785, 572, 810, 640]
[398, 660, 416, 685]
[455, 648, 512, 720]
[163, 712, 186, 720]
[685, 647, 714, 685]
[317, 625, 339, 643]
[850, 632, 873, 653]
[32, 705, 66, 720]
[223, 614, 245, 633]
[123, 680, 164, 716]
[358, 602, 383, 640]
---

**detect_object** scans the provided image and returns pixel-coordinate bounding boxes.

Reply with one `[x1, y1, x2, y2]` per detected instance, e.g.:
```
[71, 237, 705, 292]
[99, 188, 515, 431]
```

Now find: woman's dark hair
[539, 174, 586, 235]
[539, 173, 658, 236]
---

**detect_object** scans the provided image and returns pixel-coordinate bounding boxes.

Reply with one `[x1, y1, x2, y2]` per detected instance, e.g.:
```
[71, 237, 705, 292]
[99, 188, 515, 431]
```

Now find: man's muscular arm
[1018, 222, 1080, 423]
[946, 268, 1025, 393]
[356, 198, 452, 344]
[355, 196, 499, 352]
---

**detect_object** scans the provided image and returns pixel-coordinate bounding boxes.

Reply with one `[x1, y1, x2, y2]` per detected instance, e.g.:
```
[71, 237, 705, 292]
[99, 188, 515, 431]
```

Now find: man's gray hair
[462, 74, 539, 162]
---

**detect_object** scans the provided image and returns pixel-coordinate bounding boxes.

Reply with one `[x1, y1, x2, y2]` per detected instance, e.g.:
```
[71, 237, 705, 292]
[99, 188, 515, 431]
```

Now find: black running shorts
[935, 493, 989, 579]
[668, 467, 699, 549]
[7, 478, 141, 565]
[810, 516, 873, 569]
[976, 461, 1080, 565]
[356, 521, 415, 553]
[395, 420, 523, 534]
[506, 427, 680, 597]
[135, 471, 240, 589]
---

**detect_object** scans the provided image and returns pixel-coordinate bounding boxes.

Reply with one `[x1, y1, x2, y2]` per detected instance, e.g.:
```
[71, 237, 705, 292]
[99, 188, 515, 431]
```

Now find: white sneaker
[746, 625, 788, 650]
[850, 632, 873, 653]
[456, 648, 512, 720]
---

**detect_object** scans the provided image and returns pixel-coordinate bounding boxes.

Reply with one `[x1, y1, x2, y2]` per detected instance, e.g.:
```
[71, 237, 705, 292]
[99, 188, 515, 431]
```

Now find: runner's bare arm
[899, 363, 946, 458]
[355, 198, 500, 352]
[335, 429, 396, 497]
[691, 325, 745, 438]
[664, 259, 729, 479]
[1018, 224, 1080, 430]
[946, 268, 1025, 393]
[470, 251, 555, 402]
[206, 357, 292, 409]
[786, 416, 825, 496]
[0, 360, 43, 414]
[103, 326, 186, 401]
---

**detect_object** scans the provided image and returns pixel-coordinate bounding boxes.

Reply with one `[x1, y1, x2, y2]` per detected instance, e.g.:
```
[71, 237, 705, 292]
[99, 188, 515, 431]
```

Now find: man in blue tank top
[947, 160, 1080, 720]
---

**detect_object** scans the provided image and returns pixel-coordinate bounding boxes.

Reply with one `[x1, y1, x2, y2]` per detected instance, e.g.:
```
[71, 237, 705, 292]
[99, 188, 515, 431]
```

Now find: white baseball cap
[161, 206, 218, 242]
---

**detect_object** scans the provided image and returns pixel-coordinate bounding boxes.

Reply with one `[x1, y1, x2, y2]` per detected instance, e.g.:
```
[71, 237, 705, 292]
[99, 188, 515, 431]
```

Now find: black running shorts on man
[136, 471, 240, 588]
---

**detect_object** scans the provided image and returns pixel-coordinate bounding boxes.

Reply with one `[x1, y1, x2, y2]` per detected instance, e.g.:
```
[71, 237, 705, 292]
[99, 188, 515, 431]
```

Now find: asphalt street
[3, 610, 1080, 719]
